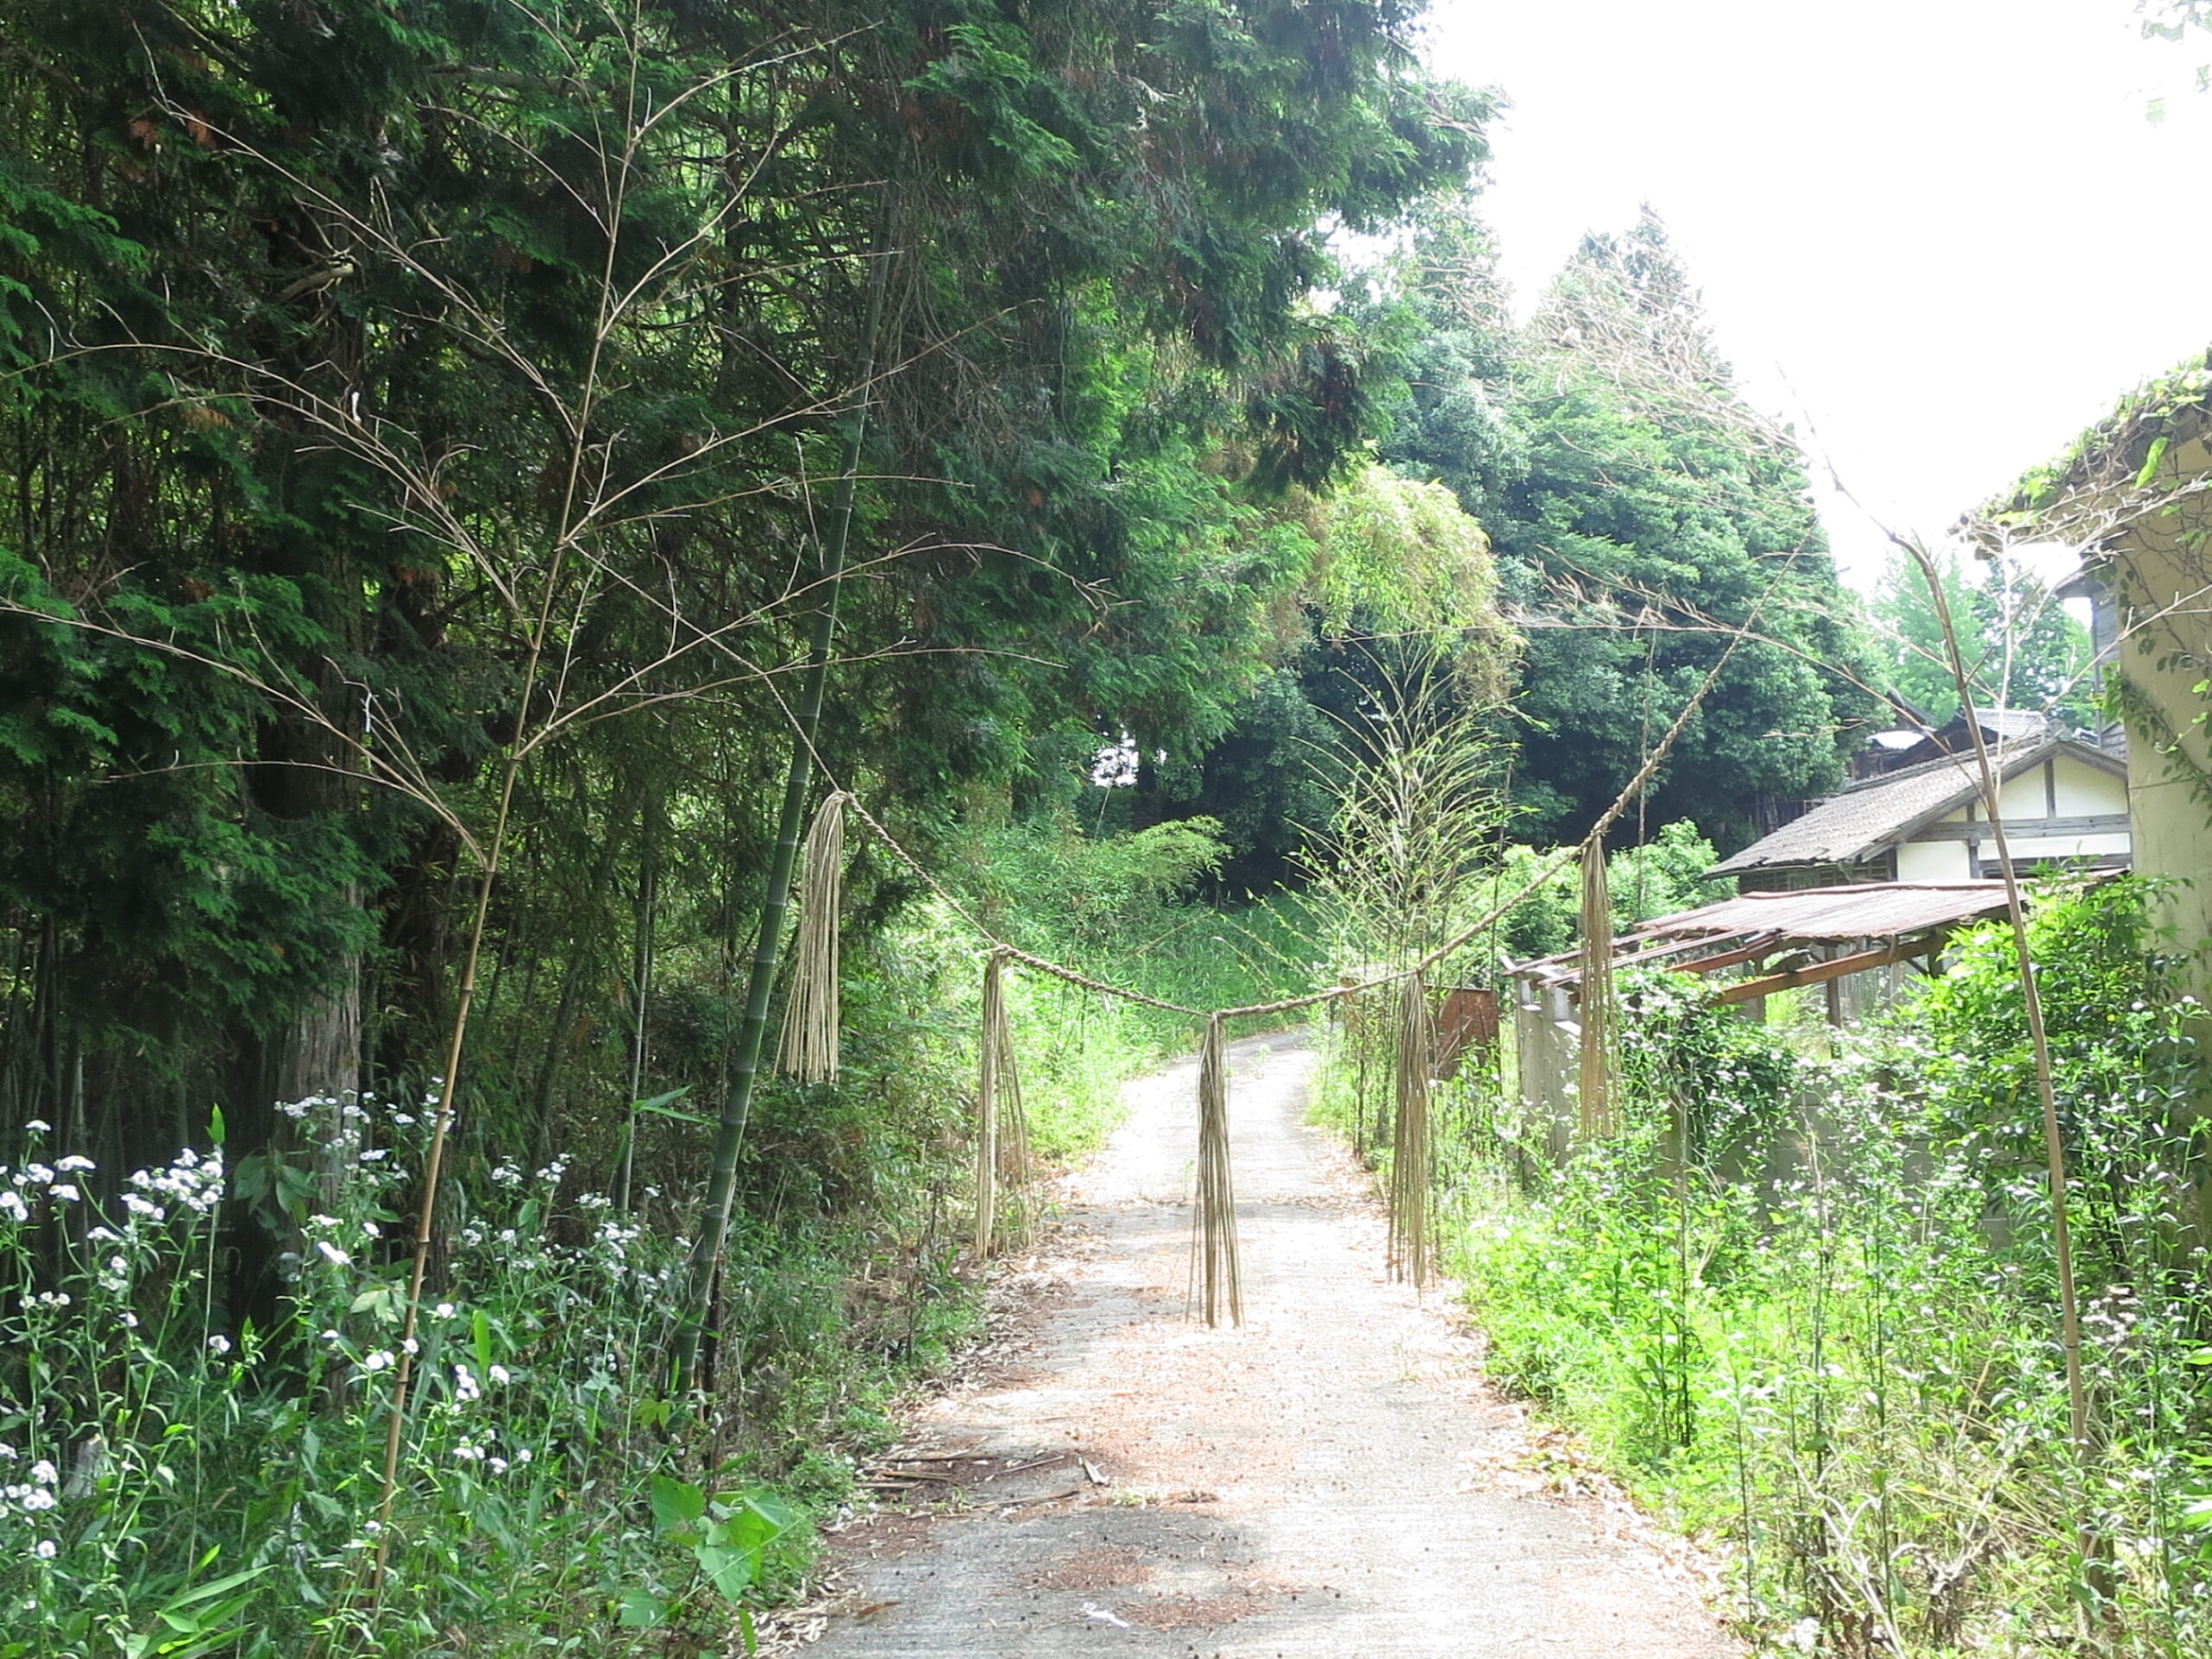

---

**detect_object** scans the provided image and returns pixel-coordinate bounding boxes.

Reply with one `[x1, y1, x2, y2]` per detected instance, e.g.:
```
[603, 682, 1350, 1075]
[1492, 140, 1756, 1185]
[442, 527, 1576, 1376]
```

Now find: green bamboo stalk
[671, 193, 893, 1392]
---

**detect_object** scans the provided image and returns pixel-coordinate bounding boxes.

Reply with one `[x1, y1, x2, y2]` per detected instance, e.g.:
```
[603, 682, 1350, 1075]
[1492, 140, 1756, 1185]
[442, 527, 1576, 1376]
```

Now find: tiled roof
[1707, 744, 2014, 875]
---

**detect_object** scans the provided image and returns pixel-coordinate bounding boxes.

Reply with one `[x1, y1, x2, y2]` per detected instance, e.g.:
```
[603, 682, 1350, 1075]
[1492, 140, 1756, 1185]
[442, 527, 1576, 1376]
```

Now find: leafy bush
[1495, 821, 1730, 963]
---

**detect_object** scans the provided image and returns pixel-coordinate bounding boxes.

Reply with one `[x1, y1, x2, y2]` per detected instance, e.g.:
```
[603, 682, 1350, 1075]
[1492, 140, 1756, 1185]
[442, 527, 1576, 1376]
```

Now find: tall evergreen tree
[1379, 204, 1878, 849]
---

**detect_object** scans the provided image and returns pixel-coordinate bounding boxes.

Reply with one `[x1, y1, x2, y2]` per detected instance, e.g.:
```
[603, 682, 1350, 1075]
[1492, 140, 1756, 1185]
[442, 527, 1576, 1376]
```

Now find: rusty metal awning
[1510, 881, 2014, 995]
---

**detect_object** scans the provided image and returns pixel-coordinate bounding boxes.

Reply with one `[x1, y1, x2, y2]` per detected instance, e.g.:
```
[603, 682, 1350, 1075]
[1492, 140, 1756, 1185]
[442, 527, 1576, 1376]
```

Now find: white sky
[1420, 0, 2212, 590]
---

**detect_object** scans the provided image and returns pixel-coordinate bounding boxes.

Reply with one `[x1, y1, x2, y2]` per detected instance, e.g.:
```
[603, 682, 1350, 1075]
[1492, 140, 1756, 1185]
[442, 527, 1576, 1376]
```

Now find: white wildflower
[315, 1241, 352, 1268]
[33, 1540, 55, 1560]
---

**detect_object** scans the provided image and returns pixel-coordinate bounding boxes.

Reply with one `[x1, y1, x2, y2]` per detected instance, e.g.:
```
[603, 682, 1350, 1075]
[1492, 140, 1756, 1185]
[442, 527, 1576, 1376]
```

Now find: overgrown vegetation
[7, 1, 2193, 1653]
[0, 813, 1319, 1653]
[1389, 877, 2212, 1656]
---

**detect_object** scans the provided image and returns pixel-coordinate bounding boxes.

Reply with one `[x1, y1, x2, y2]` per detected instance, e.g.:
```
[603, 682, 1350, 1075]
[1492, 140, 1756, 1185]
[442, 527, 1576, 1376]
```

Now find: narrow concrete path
[807, 1032, 1737, 1657]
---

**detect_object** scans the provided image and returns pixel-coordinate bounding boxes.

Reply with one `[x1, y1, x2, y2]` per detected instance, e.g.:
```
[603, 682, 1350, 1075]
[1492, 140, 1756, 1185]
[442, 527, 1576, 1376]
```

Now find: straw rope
[1386, 972, 1435, 1288]
[1189, 1014, 1243, 1325]
[1577, 834, 1618, 1138]
[739, 536, 1804, 1325]
[779, 791, 849, 1083]
[969, 946, 1035, 1256]
[971, 949, 1033, 1258]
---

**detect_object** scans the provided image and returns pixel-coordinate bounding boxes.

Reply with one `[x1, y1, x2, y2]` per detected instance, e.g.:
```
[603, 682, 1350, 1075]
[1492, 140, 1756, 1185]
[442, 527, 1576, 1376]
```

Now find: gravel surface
[806, 1031, 1739, 1657]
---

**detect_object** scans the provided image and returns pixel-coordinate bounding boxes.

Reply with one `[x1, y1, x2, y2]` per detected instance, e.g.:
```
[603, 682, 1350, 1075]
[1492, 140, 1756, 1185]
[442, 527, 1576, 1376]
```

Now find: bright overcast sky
[1419, 0, 2212, 590]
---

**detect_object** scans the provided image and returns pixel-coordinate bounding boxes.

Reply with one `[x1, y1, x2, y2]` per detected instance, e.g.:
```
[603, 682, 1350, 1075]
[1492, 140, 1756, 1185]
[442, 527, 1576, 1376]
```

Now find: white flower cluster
[449, 1430, 531, 1477]
[2, 1454, 59, 1517]
[1, 1149, 99, 1221]
[304, 1212, 354, 1268]
[119, 1147, 226, 1221]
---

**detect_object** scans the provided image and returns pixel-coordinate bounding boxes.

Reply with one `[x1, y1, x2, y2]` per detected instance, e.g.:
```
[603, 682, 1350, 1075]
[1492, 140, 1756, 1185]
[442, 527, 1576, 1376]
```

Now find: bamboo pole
[672, 190, 895, 1393]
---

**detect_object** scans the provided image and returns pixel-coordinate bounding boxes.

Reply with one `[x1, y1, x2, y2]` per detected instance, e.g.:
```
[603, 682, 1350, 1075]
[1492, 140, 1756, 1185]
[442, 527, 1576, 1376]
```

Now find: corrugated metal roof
[1623, 881, 2012, 945]
[1510, 880, 2015, 987]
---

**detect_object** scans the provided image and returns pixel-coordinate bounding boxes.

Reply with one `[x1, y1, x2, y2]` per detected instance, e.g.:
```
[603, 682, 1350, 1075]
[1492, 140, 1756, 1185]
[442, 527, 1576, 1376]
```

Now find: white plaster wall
[1998, 766, 2045, 818]
[2052, 759, 2127, 817]
[1897, 838, 1971, 882]
[2009, 831, 2133, 861]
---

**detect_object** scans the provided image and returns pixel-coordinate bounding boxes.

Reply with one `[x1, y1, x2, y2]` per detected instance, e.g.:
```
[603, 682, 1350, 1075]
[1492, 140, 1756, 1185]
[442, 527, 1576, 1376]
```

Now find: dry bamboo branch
[1905, 537, 2090, 1459]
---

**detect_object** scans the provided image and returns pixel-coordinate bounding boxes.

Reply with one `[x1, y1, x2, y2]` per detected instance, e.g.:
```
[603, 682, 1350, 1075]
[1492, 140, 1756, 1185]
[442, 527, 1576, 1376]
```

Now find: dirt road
[806, 1031, 1738, 1657]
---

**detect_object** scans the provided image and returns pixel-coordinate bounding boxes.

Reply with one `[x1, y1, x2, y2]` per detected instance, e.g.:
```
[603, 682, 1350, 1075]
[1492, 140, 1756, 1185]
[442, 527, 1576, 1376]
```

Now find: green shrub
[1426, 874, 2212, 1655]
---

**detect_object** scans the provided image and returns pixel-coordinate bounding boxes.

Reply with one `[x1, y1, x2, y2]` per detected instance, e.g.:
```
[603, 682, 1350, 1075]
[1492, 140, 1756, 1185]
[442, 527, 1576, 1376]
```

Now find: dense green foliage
[1869, 543, 2096, 728]
[0, 0, 1485, 1154]
[1494, 820, 1731, 963]
[1381, 206, 1879, 849]
[1395, 878, 2212, 1654]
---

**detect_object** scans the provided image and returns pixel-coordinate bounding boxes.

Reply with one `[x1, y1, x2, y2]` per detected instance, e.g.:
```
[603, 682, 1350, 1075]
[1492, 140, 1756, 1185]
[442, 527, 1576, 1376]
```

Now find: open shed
[1506, 881, 2018, 1156]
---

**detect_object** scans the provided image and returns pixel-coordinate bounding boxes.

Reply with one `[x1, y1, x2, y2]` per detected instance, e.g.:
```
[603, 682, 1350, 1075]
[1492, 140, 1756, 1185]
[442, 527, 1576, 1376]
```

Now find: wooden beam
[1714, 938, 1926, 1006]
[1907, 813, 2130, 843]
[1670, 937, 1790, 978]
[1533, 928, 1777, 988]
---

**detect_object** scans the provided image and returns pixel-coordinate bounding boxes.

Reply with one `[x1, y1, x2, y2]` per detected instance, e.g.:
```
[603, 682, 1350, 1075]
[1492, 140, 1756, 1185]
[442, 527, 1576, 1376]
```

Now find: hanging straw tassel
[1388, 972, 1435, 1288]
[1578, 833, 1617, 1139]
[974, 950, 1007, 1259]
[1189, 1014, 1243, 1326]
[779, 791, 849, 1084]
[970, 950, 1033, 1260]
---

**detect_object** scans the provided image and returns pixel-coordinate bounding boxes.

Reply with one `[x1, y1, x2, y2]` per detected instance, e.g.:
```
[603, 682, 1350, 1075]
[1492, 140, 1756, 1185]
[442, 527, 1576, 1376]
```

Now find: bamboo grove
[0, 0, 1487, 1284]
